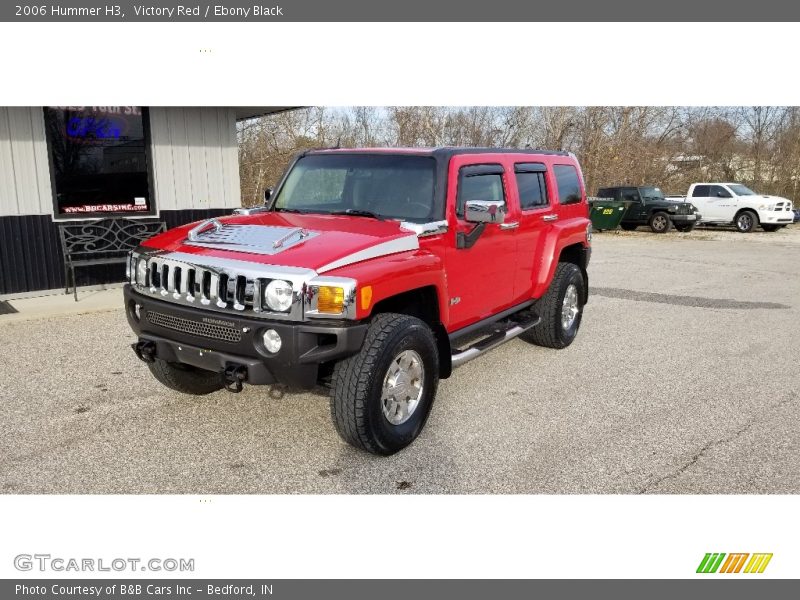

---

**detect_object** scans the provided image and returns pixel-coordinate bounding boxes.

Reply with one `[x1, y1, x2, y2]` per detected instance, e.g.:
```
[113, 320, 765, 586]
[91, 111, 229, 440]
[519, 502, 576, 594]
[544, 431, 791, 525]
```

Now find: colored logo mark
[697, 553, 773, 574]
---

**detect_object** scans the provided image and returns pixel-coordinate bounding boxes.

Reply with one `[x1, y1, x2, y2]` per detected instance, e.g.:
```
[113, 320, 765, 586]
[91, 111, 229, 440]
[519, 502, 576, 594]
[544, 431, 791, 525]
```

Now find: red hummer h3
[125, 147, 591, 454]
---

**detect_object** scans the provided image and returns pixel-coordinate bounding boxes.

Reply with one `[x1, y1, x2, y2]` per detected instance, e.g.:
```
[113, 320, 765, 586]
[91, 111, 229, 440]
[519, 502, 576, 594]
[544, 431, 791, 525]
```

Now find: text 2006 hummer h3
[125, 148, 591, 454]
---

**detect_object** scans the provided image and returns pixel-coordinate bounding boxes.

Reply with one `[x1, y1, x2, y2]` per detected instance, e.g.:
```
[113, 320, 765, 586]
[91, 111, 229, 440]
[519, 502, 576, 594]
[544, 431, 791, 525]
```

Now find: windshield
[273, 154, 437, 222]
[728, 184, 756, 196]
[639, 186, 665, 200]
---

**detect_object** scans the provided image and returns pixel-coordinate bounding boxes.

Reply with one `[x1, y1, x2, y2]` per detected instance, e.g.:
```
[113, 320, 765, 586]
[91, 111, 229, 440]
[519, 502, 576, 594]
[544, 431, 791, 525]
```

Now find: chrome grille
[145, 310, 242, 343]
[128, 250, 314, 321]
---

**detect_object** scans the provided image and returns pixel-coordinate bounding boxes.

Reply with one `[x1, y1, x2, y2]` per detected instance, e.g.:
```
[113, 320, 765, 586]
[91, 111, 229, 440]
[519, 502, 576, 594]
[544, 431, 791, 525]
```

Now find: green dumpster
[588, 198, 633, 231]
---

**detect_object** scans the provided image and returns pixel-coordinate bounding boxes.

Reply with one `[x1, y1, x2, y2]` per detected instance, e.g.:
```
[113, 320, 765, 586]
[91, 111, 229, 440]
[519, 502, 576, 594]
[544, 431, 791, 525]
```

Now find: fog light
[129, 301, 142, 321]
[263, 329, 282, 353]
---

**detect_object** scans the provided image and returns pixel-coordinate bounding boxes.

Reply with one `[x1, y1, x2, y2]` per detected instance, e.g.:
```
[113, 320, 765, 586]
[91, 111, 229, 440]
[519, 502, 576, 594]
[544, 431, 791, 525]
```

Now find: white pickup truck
[676, 183, 794, 233]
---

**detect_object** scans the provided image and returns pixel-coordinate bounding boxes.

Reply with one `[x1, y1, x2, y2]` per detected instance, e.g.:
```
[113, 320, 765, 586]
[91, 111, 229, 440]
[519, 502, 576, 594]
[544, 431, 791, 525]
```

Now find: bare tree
[238, 106, 800, 207]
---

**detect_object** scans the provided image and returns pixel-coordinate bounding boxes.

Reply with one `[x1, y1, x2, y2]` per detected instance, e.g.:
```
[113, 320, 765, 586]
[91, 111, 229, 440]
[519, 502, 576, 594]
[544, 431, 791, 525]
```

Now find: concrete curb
[0, 287, 124, 324]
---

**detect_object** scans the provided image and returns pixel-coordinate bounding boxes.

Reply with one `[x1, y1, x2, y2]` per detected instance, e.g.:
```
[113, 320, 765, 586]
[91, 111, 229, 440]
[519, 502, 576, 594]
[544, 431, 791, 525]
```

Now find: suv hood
[141, 212, 422, 274]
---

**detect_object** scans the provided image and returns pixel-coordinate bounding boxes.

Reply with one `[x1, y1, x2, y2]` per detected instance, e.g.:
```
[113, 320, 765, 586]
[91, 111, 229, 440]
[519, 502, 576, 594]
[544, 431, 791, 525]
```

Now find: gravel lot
[1, 226, 798, 494]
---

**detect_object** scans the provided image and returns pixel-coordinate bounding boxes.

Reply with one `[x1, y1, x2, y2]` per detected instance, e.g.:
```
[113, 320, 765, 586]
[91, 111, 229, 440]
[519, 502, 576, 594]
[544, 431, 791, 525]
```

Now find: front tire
[521, 262, 585, 349]
[146, 359, 224, 395]
[761, 224, 779, 232]
[735, 210, 758, 233]
[674, 222, 696, 232]
[330, 313, 439, 455]
[649, 211, 672, 233]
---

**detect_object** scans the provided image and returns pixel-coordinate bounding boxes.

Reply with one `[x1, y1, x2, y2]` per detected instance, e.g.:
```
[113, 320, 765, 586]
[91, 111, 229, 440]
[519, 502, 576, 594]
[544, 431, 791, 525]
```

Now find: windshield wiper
[274, 207, 307, 213]
[329, 209, 384, 220]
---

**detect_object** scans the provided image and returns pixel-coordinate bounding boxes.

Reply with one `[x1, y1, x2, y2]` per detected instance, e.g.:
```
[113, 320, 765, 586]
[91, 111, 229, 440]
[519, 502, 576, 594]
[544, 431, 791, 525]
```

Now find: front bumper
[760, 211, 794, 224]
[670, 213, 699, 222]
[124, 285, 368, 388]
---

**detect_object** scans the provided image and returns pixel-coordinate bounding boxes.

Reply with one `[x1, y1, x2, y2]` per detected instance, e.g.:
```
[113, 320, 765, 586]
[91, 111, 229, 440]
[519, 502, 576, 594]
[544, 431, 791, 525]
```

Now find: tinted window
[44, 106, 153, 218]
[515, 171, 547, 209]
[457, 169, 505, 217]
[709, 185, 732, 198]
[553, 164, 582, 204]
[692, 185, 711, 197]
[620, 187, 641, 202]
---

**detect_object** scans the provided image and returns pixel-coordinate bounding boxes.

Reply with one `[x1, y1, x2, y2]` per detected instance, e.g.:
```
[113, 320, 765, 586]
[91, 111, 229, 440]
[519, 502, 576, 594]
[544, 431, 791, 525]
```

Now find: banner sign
[3, 579, 799, 599]
[3, 1, 800, 22]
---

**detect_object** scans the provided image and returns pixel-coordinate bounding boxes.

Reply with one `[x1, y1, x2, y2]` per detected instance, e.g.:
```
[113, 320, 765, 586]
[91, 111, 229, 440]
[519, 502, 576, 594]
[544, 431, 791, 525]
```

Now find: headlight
[317, 286, 345, 314]
[759, 204, 775, 211]
[264, 279, 293, 312]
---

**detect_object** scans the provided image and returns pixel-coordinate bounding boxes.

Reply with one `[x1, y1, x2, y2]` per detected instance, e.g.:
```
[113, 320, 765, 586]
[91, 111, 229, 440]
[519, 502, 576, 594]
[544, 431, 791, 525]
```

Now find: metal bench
[58, 218, 166, 301]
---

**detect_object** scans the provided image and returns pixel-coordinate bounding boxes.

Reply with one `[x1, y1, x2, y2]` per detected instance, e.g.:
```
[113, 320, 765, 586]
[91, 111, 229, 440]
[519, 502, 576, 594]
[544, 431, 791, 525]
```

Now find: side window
[620, 187, 641, 202]
[709, 185, 732, 198]
[514, 164, 548, 210]
[457, 165, 505, 217]
[692, 184, 711, 197]
[553, 164, 582, 205]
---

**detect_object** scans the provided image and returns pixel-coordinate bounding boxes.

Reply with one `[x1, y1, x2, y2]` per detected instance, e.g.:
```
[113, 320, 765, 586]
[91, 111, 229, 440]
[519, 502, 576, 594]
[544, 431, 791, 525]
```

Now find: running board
[451, 313, 541, 368]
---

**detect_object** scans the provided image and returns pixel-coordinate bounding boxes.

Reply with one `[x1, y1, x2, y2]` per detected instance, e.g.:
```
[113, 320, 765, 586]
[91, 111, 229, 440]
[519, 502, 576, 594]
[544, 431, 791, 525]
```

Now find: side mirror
[464, 200, 506, 224]
[264, 188, 274, 205]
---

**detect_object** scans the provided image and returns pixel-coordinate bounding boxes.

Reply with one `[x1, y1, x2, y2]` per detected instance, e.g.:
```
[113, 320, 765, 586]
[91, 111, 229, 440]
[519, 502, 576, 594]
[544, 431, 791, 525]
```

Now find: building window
[44, 107, 155, 219]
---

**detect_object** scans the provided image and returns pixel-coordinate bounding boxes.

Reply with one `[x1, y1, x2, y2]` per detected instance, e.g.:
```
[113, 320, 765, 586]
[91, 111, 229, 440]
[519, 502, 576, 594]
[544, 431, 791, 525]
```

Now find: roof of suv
[304, 146, 571, 159]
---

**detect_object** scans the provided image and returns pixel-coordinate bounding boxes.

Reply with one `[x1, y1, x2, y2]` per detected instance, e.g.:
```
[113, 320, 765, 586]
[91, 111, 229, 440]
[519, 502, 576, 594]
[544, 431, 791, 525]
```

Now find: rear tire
[649, 212, 672, 233]
[620, 223, 638, 231]
[735, 210, 758, 233]
[761, 224, 779, 232]
[147, 359, 224, 395]
[330, 313, 439, 455]
[521, 262, 585, 349]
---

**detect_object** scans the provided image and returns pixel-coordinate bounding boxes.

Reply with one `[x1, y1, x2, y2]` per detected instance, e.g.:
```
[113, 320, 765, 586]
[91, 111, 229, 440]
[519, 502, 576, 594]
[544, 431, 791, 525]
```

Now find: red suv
[124, 147, 592, 454]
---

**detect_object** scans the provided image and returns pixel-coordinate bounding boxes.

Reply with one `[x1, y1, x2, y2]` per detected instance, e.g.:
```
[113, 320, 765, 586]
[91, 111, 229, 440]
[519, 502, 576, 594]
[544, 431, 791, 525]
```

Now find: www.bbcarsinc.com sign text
[14, 554, 194, 572]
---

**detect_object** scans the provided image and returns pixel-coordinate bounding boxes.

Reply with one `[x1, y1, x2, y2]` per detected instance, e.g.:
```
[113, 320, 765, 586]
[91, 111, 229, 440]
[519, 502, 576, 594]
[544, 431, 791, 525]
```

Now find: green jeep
[597, 186, 701, 233]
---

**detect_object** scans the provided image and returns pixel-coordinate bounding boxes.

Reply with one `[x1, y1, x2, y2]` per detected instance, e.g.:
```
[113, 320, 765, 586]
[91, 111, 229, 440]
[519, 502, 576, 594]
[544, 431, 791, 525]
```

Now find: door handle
[543, 214, 559, 222]
[499, 221, 519, 230]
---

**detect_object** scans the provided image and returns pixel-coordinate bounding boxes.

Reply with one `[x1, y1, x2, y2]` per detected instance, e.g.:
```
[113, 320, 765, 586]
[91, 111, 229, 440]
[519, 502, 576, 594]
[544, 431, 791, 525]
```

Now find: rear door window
[514, 163, 548, 210]
[692, 185, 711, 197]
[620, 187, 641, 202]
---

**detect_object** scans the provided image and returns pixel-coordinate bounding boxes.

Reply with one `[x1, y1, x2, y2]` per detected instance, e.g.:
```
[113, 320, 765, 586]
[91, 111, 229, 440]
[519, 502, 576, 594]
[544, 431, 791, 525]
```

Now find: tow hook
[132, 340, 157, 363]
[223, 363, 247, 393]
